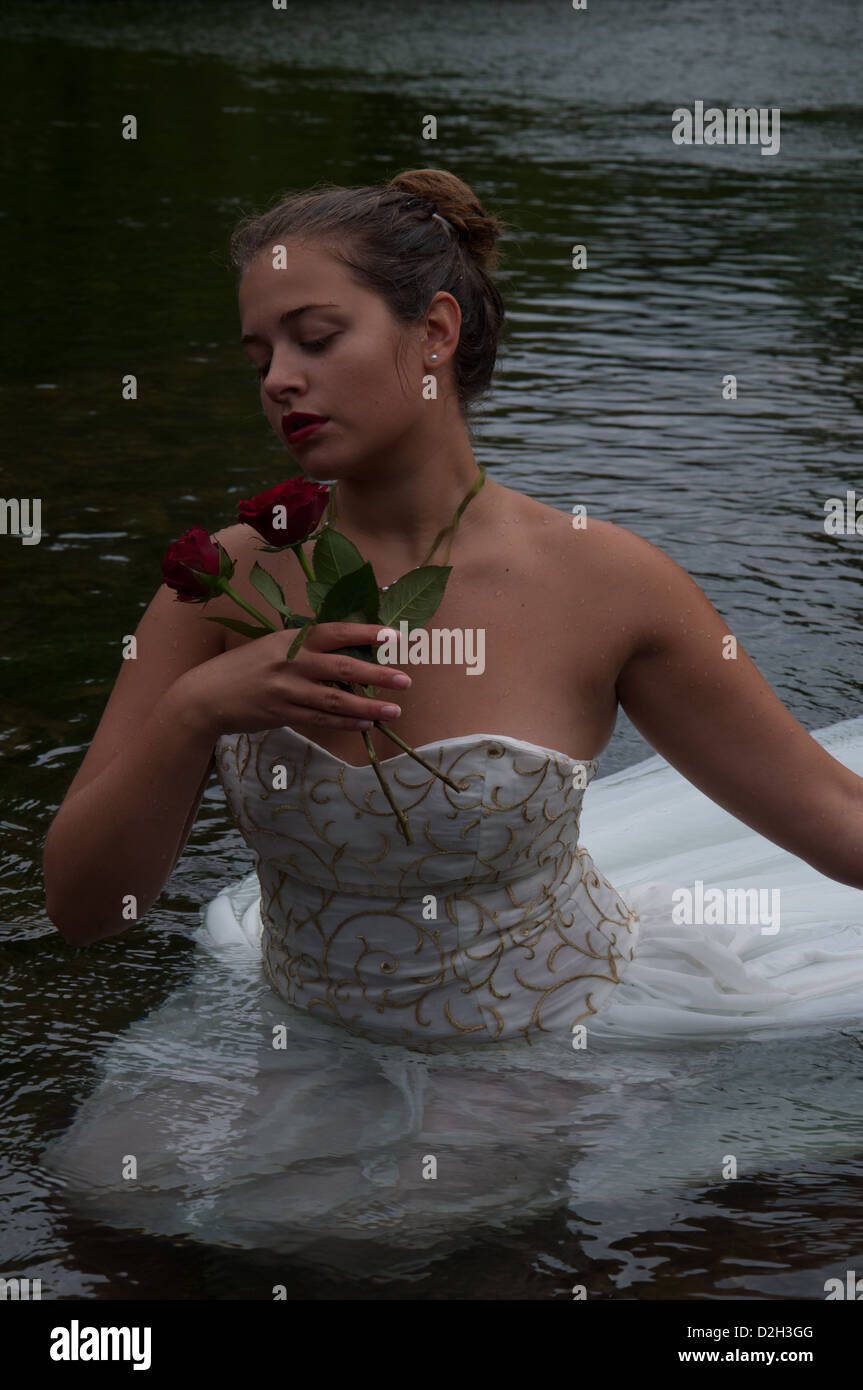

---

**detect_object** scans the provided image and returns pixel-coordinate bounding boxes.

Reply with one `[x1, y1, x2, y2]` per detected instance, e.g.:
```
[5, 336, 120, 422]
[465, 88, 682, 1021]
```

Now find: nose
[261, 344, 308, 401]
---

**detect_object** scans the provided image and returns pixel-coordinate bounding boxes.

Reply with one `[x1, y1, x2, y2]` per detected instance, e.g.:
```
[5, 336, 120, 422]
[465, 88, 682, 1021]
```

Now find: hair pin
[431, 211, 456, 235]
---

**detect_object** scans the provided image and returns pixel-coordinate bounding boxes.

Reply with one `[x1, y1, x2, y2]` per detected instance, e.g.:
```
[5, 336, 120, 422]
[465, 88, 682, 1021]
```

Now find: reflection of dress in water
[42, 718, 863, 1274]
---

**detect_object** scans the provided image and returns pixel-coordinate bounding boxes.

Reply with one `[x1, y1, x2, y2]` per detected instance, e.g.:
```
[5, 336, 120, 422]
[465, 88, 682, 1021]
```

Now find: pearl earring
[430, 353, 438, 361]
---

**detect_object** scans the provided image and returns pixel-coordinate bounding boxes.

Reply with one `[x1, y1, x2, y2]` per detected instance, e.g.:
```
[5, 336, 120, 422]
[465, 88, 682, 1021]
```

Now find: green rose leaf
[306, 579, 332, 609]
[313, 527, 366, 585]
[249, 562, 290, 615]
[316, 561, 381, 625]
[379, 566, 451, 628]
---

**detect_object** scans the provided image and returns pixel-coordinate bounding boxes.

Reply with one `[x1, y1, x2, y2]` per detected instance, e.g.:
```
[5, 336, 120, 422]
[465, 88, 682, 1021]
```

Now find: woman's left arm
[610, 527, 863, 890]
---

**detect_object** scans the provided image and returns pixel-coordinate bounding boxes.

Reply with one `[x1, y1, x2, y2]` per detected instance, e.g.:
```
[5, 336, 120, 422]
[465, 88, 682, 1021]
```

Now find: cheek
[347, 330, 406, 390]
[356, 350, 413, 408]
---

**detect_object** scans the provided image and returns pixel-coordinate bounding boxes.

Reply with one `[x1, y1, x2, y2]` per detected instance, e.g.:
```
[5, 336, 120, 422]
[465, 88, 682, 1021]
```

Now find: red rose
[162, 526, 230, 603]
[238, 478, 329, 547]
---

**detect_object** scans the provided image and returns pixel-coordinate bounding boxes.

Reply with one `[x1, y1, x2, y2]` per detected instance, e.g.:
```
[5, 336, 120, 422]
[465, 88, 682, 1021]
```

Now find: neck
[325, 442, 489, 568]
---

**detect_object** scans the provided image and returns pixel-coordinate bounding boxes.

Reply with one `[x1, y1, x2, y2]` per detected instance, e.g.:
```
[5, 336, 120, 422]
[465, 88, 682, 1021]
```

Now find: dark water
[2, 0, 863, 1299]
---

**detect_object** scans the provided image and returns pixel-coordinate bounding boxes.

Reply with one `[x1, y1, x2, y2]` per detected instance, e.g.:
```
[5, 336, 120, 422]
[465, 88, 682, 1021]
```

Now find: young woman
[41, 169, 863, 1259]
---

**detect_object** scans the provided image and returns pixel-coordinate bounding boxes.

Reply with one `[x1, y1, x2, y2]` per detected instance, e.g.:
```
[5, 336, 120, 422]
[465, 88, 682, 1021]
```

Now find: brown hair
[229, 168, 509, 416]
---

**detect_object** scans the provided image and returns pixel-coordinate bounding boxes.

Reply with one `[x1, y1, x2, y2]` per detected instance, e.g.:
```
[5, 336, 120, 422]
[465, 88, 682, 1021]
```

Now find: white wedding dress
[41, 716, 863, 1276]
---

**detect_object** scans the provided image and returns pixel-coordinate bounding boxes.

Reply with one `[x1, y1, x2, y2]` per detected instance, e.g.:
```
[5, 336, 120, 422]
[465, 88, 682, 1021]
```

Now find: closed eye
[302, 335, 338, 354]
[254, 334, 338, 379]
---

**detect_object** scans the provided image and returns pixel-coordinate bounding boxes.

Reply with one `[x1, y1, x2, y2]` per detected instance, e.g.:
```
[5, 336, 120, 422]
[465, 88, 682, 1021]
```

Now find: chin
[294, 460, 339, 481]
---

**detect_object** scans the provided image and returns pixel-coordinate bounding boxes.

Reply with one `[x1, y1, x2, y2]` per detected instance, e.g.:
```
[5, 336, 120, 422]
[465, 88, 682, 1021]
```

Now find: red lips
[283, 411, 328, 438]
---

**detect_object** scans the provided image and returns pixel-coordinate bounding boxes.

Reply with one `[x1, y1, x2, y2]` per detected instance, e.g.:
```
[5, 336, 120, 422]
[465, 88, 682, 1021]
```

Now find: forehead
[238, 242, 358, 313]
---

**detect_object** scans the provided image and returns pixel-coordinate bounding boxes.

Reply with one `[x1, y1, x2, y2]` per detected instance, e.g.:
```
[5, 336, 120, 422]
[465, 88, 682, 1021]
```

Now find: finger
[300, 647, 411, 690]
[310, 622, 400, 649]
[284, 706, 378, 731]
[288, 680, 404, 725]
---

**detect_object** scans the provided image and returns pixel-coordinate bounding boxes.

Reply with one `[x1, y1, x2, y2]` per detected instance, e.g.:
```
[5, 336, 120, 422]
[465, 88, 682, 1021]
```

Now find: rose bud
[162, 526, 233, 603]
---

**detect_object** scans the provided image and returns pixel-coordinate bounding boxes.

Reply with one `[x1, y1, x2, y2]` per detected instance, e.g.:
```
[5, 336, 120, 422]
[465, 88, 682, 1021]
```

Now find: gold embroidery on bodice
[214, 728, 639, 1048]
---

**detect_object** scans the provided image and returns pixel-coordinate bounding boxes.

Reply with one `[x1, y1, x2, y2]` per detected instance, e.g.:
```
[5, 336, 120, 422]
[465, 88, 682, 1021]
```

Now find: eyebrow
[240, 302, 340, 346]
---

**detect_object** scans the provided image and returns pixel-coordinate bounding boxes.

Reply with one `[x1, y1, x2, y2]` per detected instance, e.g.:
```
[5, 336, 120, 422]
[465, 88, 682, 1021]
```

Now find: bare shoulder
[495, 483, 678, 583]
[492, 485, 719, 673]
[211, 520, 256, 562]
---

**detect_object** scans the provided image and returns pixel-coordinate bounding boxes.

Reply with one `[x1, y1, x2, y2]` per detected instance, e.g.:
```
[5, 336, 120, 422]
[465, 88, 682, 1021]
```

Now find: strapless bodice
[213, 726, 640, 1047]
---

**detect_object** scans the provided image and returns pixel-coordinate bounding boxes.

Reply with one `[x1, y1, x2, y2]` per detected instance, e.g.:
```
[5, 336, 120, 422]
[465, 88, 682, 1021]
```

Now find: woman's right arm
[43, 539, 411, 947]
[43, 577, 225, 946]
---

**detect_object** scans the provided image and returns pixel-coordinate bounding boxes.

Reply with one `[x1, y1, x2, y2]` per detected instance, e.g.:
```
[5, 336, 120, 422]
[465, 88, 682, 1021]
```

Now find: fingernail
[356, 720, 374, 729]
[391, 673, 412, 688]
[380, 704, 401, 718]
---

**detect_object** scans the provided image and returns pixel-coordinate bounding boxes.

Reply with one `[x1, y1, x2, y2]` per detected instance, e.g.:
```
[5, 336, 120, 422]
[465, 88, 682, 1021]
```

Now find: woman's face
[238, 240, 427, 481]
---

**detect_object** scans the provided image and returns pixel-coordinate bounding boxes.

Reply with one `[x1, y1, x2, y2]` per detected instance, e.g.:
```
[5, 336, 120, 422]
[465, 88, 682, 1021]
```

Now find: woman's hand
[175, 622, 411, 739]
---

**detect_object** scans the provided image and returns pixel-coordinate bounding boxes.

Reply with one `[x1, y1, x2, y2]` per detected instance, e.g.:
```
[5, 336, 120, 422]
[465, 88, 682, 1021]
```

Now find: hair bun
[387, 168, 504, 273]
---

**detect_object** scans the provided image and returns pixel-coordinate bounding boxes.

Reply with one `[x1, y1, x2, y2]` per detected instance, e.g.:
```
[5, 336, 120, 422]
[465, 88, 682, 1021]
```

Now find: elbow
[42, 839, 92, 944]
[816, 861, 863, 893]
[44, 876, 119, 946]
[43, 839, 118, 946]
[803, 784, 863, 892]
[803, 844, 863, 893]
[44, 888, 149, 946]
[42, 834, 163, 946]
[45, 899, 103, 947]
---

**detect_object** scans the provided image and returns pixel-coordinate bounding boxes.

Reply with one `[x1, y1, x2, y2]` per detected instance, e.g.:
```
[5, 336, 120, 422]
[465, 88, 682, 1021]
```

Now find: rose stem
[359, 730, 413, 844]
[292, 543, 316, 583]
[218, 584, 277, 631]
[346, 681, 465, 793]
